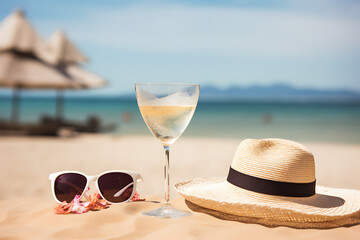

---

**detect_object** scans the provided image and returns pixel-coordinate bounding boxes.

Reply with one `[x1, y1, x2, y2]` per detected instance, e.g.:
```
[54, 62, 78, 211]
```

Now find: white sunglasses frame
[49, 170, 143, 204]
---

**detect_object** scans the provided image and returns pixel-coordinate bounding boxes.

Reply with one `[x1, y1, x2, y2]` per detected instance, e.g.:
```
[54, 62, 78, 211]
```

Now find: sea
[1, 97, 360, 143]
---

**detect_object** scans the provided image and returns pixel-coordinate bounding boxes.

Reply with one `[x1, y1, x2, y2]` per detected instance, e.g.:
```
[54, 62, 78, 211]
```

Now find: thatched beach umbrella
[0, 51, 80, 122]
[46, 29, 88, 65]
[0, 10, 106, 122]
[0, 10, 77, 122]
[46, 29, 105, 89]
[45, 30, 106, 119]
[0, 50, 106, 121]
[0, 9, 48, 62]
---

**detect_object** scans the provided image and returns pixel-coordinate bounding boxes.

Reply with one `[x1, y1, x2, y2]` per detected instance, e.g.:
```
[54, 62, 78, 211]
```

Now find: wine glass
[135, 83, 200, 218]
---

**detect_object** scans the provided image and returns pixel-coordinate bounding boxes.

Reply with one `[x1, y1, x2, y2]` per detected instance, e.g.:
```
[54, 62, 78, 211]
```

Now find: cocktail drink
[135, 84, 199, 218]
[138, 105, 196, 145]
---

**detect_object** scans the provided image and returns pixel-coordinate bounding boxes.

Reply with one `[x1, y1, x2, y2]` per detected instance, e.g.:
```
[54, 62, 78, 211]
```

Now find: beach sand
[0, 134, 360, 239]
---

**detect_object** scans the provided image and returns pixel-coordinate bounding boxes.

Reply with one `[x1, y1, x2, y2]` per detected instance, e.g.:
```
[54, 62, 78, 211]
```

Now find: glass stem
[163, 145, 170, 206]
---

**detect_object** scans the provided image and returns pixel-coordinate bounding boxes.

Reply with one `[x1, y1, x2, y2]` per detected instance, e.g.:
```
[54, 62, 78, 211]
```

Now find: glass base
[142, 204, 192, 218]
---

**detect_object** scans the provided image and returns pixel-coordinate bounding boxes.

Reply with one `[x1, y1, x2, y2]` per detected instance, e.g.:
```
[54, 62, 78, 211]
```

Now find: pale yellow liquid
[139, 105, 196, 145]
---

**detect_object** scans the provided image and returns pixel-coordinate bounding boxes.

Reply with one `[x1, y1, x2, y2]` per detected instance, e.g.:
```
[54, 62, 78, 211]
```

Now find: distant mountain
[1, 84, 360, 102]
[200, 84, 360, 101]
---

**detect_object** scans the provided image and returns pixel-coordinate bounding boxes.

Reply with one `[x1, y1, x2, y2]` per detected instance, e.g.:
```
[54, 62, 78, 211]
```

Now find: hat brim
[175, 177, 360, 228]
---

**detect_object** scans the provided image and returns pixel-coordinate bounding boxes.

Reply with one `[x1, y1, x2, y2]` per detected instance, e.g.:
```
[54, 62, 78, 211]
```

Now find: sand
[1, 134, 360, 239]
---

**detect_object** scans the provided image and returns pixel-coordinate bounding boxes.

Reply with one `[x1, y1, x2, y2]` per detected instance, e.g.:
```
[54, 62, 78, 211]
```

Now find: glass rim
[135, 83, 200, 86]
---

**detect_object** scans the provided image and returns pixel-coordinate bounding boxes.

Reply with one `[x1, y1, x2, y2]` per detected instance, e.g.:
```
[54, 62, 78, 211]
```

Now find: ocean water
[1, 97, 360, 143]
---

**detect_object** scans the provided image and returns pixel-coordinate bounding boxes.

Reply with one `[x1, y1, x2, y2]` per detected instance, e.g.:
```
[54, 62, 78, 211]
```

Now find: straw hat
[175, 138, 360, 228]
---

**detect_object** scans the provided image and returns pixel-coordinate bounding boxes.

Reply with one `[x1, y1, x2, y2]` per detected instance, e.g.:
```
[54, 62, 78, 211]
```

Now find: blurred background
[0, 0, 359, 142]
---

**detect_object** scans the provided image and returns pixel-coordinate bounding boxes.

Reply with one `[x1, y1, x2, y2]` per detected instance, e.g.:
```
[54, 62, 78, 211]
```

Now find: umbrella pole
[56, 89, 64, 121]
[11, 87, 20, 123]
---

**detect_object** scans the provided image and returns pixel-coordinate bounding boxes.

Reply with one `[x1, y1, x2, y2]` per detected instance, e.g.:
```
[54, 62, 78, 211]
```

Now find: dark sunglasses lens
[98, 172, 134, 203]
[54, 173, 87, 202]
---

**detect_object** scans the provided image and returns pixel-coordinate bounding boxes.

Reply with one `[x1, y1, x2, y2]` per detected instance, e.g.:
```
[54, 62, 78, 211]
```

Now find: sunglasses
[49, 170, 143, 204]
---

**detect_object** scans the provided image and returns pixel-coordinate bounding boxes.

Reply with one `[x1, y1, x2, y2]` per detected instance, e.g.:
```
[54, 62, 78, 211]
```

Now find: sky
[0, 0, 360, 96]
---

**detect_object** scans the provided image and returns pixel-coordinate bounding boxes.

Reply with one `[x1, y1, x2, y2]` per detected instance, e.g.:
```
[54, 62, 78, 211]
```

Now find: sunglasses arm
[113, 182, 134, 197]
[113, 175, 142, 198]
